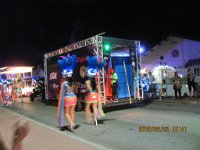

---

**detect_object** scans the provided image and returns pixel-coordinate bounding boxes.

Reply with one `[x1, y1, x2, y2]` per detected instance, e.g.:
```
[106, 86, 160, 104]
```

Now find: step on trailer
[44, 33, 143, 109]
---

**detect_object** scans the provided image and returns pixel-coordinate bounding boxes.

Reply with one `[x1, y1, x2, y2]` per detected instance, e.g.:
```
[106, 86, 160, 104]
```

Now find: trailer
[44, 33, 143, 109]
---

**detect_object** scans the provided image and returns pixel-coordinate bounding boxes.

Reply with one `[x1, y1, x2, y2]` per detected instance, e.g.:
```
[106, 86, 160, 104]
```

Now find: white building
[142, 35, 200, 96]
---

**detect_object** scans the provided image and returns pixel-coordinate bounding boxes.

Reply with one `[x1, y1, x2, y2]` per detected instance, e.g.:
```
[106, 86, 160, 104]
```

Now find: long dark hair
[90, 77, 96, 90]
[67, 77, 73, 86]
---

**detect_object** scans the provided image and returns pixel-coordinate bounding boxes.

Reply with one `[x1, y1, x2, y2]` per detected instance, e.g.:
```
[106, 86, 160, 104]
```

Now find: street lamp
[138, 45, 144, 100]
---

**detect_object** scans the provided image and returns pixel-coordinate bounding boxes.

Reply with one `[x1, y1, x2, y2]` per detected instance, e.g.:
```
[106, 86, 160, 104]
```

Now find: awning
[0, 66, 33, 74]
[185, 58, 200, 68]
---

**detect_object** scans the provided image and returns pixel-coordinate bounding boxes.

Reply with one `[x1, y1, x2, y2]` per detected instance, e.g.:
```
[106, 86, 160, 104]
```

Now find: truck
[43, 33, 142, 110]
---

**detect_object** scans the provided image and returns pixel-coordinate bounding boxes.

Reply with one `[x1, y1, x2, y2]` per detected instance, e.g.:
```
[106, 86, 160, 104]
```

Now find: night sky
[0, 0, 199, 67]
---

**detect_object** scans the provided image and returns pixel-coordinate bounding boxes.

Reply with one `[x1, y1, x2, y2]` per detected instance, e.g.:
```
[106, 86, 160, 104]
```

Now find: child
[159, 79, 167, 100]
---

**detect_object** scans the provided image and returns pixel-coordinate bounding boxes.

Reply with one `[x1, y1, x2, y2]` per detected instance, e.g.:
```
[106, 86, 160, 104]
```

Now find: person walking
[57, 54, 78, 131]
[173, 72, 182, 99]
[187, 68, 197, 98]
[84, 56, 105, 126]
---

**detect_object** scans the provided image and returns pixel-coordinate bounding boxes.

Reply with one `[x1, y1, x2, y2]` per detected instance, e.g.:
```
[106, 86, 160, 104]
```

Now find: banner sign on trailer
[47, 47, 94, 100]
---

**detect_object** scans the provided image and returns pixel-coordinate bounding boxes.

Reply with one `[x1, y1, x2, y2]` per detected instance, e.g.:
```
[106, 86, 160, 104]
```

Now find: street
[1, 97, 200, 150]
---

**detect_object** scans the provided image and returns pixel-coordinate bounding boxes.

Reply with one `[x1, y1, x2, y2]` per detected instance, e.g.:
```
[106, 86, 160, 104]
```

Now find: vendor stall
[0, 66, 34, 103]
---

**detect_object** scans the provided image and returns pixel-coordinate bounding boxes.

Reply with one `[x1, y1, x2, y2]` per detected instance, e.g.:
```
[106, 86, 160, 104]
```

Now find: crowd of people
[172, 69, 198, 99]
[1, 54, 199, 150]
[0, 74, 24, 106]
[142, 68, 198, 100]
[2, 53, 198, 149]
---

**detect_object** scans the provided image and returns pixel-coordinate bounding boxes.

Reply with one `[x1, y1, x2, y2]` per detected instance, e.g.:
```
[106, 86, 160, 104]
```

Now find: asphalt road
[1, 98, 200, 150]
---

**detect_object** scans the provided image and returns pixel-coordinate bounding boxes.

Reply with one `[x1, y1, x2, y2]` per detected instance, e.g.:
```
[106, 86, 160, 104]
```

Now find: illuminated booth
[0, 66, 33, 98]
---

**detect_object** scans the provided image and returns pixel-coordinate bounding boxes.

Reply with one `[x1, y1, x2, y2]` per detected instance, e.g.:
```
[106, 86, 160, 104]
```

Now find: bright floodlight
[139, 47, 144, 53]
[103, 43, 112, 52]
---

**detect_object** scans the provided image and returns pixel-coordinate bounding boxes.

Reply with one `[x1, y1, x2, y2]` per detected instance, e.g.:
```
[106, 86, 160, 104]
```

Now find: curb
[153, 99, 200, 105]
